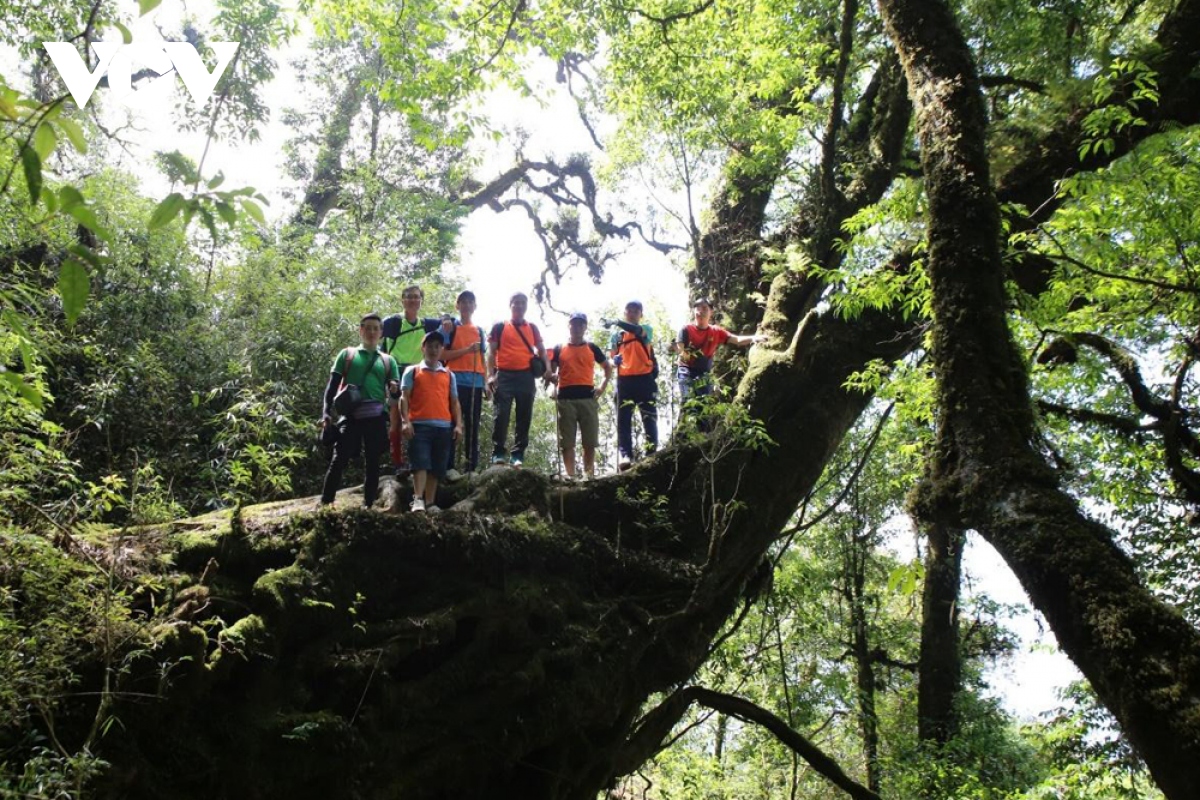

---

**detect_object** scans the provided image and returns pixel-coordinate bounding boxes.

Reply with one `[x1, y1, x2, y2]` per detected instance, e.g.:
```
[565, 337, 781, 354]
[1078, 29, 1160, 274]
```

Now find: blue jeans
[678, 365, 714, 403]
[408, 423, 453, 478]
[616, 373, 658, 460]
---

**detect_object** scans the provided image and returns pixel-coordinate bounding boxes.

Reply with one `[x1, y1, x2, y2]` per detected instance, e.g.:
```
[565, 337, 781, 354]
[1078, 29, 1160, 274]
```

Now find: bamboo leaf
[59, 259, 90, 327]
[20, 145, 41, 206]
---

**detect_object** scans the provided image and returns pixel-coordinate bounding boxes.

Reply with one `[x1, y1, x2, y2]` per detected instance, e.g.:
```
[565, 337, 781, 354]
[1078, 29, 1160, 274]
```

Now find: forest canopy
[1, 0, 1199, 798]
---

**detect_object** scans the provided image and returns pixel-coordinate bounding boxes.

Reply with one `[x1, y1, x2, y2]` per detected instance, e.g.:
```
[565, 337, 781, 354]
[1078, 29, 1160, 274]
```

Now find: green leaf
[138, 0, 163, 15]
[114, 21, 133, 44]
[198, 206, 218, 239]
[207, 172, 225, 189]
[65, 204, 113, 243]
[215, 200, 237, 225]
[68, 243, 105, 268]
[240, 198, 266, 225]
[33, 124, 57, 160]
[149, 192, 187, 230]
[20, 145, 41, 206]
[54, 118, 87, 154]
[40, 187, 58, 213]
[0, 370, 44, 411]
[58, 185, 85, 211]
[1, 309, 36, 377]
[59, 259, 90, 327]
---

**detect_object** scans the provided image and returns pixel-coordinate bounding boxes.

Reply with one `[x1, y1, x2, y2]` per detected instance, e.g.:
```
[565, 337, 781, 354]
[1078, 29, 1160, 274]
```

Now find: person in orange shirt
[486, 292, 550, 468]
[675, 297, 765, 402]
[440, 290, 489, 477]
[400, 331, 463, 513]
[547, 312, 612, 479]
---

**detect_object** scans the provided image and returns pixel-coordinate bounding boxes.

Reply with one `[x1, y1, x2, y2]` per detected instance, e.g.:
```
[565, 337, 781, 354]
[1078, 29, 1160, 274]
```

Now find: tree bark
[916, 522, 963, 746]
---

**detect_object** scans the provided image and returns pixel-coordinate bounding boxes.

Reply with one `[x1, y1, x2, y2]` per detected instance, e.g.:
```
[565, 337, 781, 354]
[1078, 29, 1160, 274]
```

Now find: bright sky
[25, 0, 691, 346]
[12, 0, 1081, 723]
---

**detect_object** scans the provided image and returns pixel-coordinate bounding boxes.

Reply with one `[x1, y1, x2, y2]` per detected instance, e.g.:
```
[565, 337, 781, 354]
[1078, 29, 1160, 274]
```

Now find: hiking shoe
[511, 457, 523, 469]
[491, 454, 509, 466]
[444, 468, 462, 483]
[410, 497, 426, 513]
[395, 465, 412, 480]
[618, 458, 632, 472]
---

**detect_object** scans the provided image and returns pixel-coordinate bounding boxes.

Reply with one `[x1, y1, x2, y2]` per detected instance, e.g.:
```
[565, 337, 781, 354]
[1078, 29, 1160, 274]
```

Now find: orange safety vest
[409, 366, 453, 423]
[615, 330, 655, 377]
[495, 321, 540, 371]
[445, 323, 486, 375]
[555, 342, 601, 388]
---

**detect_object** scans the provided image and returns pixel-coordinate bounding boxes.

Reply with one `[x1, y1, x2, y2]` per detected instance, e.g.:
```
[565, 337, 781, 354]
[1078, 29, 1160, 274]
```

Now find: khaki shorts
[557, 397, 600, 449]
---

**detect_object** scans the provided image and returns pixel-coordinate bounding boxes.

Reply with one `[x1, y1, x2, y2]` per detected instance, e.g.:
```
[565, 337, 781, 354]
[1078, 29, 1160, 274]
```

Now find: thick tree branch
[684, 687, 883, 800]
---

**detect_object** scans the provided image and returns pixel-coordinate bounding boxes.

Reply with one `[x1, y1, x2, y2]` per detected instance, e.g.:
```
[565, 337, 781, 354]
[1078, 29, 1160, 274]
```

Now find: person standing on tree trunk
[381, 285, 440, 480]
[675, 297, 765, 403]
[320, 313, 400, 508]
[441, 290, 489, 479]
[400, 331, 463, 513]
[547, 312, 612, 480]
[606, 299, 658, 471]
[487, 292, 550, 468]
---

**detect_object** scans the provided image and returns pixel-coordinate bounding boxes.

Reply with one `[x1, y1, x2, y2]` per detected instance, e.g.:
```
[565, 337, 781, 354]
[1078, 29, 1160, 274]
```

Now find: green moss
[212, 613, 273, 664]
[253, 565, 310, 616]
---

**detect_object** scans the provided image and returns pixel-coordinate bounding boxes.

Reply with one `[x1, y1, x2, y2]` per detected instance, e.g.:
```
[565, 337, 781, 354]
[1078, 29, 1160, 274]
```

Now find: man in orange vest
[486, 292, 550, 468]
[400, 331, 464, 513]
[606, 299, 658, 471]
[440, 290, 489, 478]
[547, 312, 612, 479]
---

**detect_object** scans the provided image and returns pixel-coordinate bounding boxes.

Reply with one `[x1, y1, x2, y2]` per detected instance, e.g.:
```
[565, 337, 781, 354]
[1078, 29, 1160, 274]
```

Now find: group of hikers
[319, 286, 764, 512]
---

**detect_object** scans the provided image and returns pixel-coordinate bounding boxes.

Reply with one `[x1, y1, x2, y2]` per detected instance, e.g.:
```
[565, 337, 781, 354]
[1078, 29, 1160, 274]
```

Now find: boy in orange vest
[547, 312, 612, 479]
[400, 331, 464, 513]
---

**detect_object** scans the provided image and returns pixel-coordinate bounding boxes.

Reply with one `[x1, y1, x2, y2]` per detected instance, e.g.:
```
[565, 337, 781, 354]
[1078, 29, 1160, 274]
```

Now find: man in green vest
[320, 313, 401, 508]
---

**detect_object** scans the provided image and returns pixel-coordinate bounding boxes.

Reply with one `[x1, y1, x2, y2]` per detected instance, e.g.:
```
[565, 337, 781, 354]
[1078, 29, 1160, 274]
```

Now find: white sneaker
[444, 468, 462, 483]
[511, 458, 523, 469]
[410, 497, 426, 513]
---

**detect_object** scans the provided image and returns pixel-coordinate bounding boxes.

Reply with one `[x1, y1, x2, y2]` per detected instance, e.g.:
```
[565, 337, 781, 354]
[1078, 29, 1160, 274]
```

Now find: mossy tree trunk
[876, 0, 1200, 797]
[916, 522, 964, 748]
